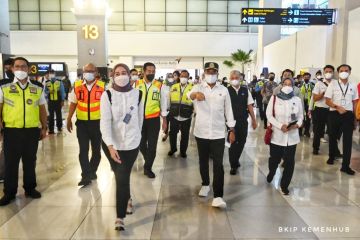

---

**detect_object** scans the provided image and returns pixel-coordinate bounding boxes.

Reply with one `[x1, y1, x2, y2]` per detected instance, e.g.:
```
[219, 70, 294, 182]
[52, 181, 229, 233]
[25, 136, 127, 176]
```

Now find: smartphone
[287, 121, 297, 129]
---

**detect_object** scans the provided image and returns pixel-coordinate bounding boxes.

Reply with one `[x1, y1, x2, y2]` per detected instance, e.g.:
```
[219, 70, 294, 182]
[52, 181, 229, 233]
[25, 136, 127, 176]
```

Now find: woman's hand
[281, 124, 288, 133]
[288, 124, 299, 131]
[108, 145, 122, 164]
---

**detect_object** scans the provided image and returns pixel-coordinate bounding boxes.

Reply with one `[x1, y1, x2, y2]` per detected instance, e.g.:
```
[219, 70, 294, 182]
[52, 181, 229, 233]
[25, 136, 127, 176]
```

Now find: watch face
[88, 48, 95, 56]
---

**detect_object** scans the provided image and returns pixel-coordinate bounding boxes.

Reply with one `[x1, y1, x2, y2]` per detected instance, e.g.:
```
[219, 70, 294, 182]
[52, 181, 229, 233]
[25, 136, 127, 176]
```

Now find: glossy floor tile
[0, 109, 360, 239]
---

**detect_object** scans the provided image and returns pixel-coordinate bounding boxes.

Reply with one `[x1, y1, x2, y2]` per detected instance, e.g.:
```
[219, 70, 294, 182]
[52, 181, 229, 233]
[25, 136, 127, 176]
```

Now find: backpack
[105, 89, 142, 105]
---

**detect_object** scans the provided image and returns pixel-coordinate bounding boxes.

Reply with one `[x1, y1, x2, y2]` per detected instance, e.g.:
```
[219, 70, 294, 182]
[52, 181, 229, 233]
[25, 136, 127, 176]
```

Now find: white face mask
[188, 79, 194, 84]
[83, 73, 95, 82]
[49, 74, 56, 79]
[230, 79, 240, 87]
[281, 86, 293, 95]
[324, 73, 333, 80]
[14, 70, 28, 80]
[316, 75, 322, 80]
[114, 75, 130, 87]
[339, 72, 349, 79]
[205, 74, 217, 84]
[260, 76, 265, 80]
[180, 77, 188, 85]
[131, 75, 139, 81]
[167, 78, 174, 83]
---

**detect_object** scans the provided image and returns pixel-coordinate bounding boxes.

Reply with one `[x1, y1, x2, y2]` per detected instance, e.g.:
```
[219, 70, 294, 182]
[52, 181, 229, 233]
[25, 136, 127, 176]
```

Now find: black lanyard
[338, 81, 349, 98]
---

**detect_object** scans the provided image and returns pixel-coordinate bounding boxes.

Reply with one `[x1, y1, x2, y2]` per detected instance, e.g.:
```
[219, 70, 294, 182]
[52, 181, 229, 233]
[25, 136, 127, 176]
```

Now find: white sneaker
[212, 197, 227, 209]
[198, 186, 210, 197]
[126, 198, 133, 215]
[320, 138, 328, 143]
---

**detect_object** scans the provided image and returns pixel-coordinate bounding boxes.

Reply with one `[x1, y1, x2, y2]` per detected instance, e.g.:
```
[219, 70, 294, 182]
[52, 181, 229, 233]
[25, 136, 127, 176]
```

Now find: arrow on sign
[288, 18, 293, 23]
[242, 9, 248, 15]
[242, 17, 248, 23]
[289, 10, 293, 15]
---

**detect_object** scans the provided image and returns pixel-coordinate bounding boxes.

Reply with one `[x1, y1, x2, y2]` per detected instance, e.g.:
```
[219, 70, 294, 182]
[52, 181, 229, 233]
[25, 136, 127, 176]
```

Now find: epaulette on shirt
[0, 79, 13, 87]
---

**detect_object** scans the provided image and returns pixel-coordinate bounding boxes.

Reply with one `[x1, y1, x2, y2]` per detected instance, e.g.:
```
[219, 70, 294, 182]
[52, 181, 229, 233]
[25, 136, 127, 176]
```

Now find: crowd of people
[0, 57, 358, 232]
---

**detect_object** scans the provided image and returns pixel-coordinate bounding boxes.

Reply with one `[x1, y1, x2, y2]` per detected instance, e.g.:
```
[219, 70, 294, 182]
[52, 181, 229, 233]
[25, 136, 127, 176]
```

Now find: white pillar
[0, 0, 11, 54]
[256, 0, 282, 75]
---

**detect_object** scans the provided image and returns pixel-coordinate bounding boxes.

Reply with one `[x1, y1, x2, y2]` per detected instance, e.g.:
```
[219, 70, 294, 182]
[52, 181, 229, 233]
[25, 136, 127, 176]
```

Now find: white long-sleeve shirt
[187, 82, 236, 139]
[100, 88, 144, 151]
[266, 95, 303, 146]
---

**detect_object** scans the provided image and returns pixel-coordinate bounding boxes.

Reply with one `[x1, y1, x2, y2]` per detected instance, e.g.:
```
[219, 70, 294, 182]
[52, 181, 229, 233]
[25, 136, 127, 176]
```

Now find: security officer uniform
[73, 79, 105, 182]
[300, 82, 314, 137]
[0, 78, 45, 202]
[228, 83, 253, 170]
[168, 82, 194, 157]
[45, 78, 65, 133]
[135, 79, 163, 175]
[255, 80, 265, 120]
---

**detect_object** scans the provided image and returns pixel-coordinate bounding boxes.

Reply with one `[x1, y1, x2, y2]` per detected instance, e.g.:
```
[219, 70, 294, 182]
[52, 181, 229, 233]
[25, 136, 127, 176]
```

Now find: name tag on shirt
[123, 113, 132, 124]
[291, 113, 296, 121]
[341, 99, 346, 106]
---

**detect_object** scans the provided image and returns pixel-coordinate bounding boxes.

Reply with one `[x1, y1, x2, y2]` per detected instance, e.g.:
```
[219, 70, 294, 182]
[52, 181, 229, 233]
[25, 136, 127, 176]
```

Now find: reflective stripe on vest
[2, 82, 42, 128]
[74, 80, 105, 120]
[169, 83, 193, 118]
[46, 80, 61, 101]
[135, 79, 162, 119]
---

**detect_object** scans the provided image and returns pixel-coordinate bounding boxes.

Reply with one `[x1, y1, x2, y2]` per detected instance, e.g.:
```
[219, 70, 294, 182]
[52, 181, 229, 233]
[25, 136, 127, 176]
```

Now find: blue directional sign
[241, 8, 336, 25]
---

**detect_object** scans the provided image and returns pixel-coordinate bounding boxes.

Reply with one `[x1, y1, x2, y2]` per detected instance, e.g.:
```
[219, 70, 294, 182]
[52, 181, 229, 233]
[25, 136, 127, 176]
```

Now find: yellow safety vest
[1, 81, 43, 128]
[135, 79, 162, 119]
[169, 83, 193, 118]
[45, 80, 61, 101]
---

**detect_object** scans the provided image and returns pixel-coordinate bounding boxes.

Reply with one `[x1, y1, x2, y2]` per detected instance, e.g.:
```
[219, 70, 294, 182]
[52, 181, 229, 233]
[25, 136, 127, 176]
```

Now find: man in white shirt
[312, 65, 333, 155]
[325, 64, 358, 175]
[188, 62, 236, 209]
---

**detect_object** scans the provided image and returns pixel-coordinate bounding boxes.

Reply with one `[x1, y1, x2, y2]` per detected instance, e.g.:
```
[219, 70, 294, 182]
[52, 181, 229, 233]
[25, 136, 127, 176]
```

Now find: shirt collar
[202, 81, 220, 88]
[14, 77, 30, 84]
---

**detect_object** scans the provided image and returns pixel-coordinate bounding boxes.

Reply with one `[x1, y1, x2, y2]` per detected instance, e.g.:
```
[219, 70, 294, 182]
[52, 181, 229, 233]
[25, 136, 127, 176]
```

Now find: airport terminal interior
[1, 0, 360, 239]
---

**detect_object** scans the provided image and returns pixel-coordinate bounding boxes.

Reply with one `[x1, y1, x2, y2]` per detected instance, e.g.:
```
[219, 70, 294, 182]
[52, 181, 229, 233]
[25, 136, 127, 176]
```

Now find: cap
[204, 62, 219, 71]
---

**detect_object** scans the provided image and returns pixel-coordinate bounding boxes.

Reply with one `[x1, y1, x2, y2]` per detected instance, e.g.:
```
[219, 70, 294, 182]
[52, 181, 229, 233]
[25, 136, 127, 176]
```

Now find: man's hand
[162, 117, 168, 132]
[40, 127, 47, 140]
[281, 124, 288, 133]
[108, 146, 122, 164]
[288, 124, 299, 131]
[336, 105, 347, 114]
[229, 131, 236, 144]
[67, 118, 73, 133]
[251, 119, 257, 130]
[196, 92, 205, 101]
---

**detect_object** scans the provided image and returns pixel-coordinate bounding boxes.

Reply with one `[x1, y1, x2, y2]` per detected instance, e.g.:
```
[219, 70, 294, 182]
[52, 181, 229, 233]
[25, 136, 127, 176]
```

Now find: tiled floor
[0, 108, 360, 240]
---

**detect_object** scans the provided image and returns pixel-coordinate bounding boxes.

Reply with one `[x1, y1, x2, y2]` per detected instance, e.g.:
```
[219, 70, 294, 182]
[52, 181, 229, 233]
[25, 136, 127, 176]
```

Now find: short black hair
[46, 69, 55, 74]
[337, 64, 352, 72]
[303, 72, 311, 77]
[130, 68, 138, 74]
[143, 62, 156, 71]
[323, 65, 335, 72]
[4, 58, 14, 66]
[13, 57, 30, 67]
[181, 70, 189, 76]
[316, 70, 322, 75]
[282, 69, 294, 77]
[269, 72, 275, 76]
[173, 70, 180, 76]
[260, 73, 265, 76]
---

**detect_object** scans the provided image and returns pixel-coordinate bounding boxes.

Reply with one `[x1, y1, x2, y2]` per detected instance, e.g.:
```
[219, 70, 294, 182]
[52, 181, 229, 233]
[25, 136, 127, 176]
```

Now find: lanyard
[338, 81, 349, 98]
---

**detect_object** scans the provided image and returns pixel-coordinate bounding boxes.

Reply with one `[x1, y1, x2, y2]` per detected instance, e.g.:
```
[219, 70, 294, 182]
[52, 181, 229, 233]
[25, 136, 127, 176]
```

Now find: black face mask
[304, 79, 310, 83]
[146, 74, 155, 81]
[269, 76, 275, 81]
[5, 70, 14, 80]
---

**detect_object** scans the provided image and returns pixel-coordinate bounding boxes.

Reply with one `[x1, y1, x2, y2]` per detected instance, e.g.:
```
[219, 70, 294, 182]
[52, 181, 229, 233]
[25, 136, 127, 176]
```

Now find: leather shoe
[78, 179, 91, 186]
[144, 169, 156, 178]
[266, 172, 275, 183]
[25, 189, 42, 199]
[0, 195, 15, 206]
[230, 168, 237, 175]
[168, 150, 176, 156]
[180, 153, 187, 158]
[327, 159, 334, 165]
[340, 168, 355, 175]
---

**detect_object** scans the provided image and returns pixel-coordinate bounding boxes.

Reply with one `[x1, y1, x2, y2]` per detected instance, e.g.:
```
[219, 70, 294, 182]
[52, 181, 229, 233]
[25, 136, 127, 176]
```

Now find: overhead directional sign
[241, 8, 336, 25]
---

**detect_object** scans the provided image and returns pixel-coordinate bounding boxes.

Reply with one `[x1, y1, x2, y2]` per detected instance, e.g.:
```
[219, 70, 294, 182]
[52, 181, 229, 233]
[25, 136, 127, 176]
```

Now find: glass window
[109, 12, 124, 25]
[145, 0, 165, 12]
[146, 13, 165, 25]
[19, 0, 39, 11]
[61, 0, 73, 11]
[21, 25, 40, 30]
[41, 24, 61, 30]
[9, 12, 19, 25]
[146, 25, 165, 31]
[187, 0, 207, 13]
[41, 12, 60, 25]
[9, 0, 18, 11]
[166, 13, 186, 26]
[167, 25, 186, 31]
[208, 1, 227, 13]
[61, 12, 76, 25]
[208, 13, 227, 26]
[108, 0, 124, 11]
[20, 12, 39, 25]
[40, 0, 60, 11]
[166, 0, 186, 13]
[229, 0, 248, 14]
[188, 13, 206, 26]
[124, 0, 144, 12]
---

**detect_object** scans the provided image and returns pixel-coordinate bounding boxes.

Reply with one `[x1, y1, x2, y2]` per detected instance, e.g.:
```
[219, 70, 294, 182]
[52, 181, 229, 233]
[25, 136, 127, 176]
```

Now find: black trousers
[3, 128, 40, 197]
[300, 103, 311, 135]
[169, 117, 192, 154]
[256, 93, 264, 120]
[48, 100, 62, 132]
[312, 107, 328, 151]
[140, 117, 160, 171]
[102, 142, 139, 218]
[195, 137, 225, 198]
[76, 120, 102, 180]
[229, 121, 248, 168]
[269, 143, 297, 190]
[0, 140, 4, 178]
[328, 111, 354, 168]
[263, 103, 268, 127]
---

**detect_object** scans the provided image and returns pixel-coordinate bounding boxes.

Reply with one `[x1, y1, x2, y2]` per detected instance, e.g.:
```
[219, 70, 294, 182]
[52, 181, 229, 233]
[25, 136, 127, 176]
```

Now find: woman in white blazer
[100, 63, 144, 231]
[266, 78, 303, 195]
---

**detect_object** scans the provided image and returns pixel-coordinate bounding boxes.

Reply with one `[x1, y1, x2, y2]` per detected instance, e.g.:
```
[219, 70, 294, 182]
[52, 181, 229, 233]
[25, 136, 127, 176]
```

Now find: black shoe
[327, 159, 334, 165]
[0, 195, 15, 206]
[90, 173, 97, 180]
[304, 132, 311, 138]
[313, 150, 319, 155]
[340, 167, 355, 175]
[162, 134, 168, 142]
[168, 150, 176, 156]
[281, 187, 290, 195]
[78, 179, 91, 186]
[335, 154, 343, 159]
[144, 169, 156, 179]
[180, 153, 187, 158]
[25, 189, 42, 199]
[48, 131, 55, 134]
[230, 168, 237, 175]
[266, 172, 274, 183]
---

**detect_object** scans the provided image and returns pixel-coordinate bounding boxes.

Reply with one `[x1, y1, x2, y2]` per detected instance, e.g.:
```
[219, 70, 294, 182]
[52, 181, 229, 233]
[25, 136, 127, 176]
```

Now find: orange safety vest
[135, 79, 162, 119]
[74, 80, 105, 120]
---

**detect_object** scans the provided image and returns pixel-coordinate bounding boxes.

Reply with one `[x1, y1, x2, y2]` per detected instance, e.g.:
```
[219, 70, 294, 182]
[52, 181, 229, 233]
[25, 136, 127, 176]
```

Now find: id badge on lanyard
[338, 82, 349, 107]
[123, 106, 134, 124]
